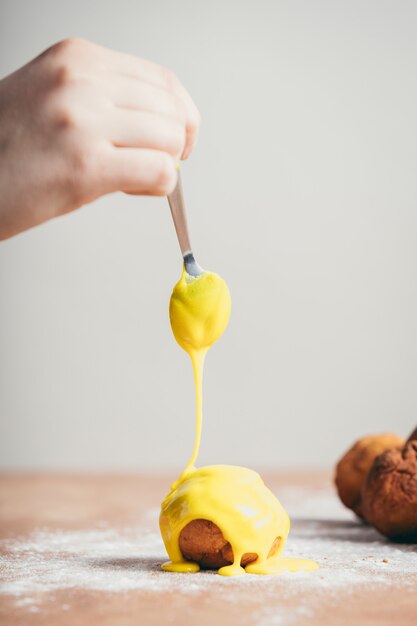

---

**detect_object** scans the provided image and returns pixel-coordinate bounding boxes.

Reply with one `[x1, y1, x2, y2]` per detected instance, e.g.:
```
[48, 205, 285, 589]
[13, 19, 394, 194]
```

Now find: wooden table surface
[0, 471, 416, 626]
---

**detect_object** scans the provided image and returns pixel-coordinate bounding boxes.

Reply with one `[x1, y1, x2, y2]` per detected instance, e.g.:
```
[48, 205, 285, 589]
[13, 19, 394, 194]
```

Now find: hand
[0, 38, 200, 240]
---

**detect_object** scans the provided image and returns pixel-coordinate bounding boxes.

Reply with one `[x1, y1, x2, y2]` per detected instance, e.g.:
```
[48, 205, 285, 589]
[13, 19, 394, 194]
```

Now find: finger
[174, 81, 200, 160]
[103, 73, 187, 124]
[108, 109, 186, 158]
[108, 65, 199, 160]
[101, 146, 178, 196]
[94, 44, 200, 157]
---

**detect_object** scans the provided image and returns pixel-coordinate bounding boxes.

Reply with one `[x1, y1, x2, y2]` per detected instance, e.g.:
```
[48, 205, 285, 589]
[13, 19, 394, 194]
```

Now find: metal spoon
[168, 172, 204, 277]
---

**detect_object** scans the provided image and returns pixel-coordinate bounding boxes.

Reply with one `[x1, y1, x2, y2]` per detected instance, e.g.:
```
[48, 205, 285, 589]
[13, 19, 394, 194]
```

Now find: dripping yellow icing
[168, 268, 231, 478]
[160, 267, 318, 576]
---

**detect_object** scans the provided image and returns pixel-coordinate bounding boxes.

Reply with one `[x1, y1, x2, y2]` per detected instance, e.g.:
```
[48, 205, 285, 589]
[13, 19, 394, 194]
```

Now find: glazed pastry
[160, 267, 318, 576]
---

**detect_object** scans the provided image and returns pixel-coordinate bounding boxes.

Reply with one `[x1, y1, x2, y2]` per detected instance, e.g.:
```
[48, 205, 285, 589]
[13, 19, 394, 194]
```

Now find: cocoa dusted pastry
[335, 433, 405, 518]
[361, 440, 417, 540]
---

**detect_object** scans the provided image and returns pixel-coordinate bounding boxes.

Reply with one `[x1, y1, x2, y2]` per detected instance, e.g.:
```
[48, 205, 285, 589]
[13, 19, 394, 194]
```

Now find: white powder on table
[1, 485, 416, 624]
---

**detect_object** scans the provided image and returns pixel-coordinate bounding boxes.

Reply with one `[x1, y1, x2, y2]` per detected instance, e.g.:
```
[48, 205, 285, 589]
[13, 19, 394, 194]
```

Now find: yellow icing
[160, 267, 318, 576]
[168, 268, 231, 478]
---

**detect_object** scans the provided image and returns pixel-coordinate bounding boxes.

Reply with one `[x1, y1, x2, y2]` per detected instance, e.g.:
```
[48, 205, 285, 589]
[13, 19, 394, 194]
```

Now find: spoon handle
[168, 172, 192, 257]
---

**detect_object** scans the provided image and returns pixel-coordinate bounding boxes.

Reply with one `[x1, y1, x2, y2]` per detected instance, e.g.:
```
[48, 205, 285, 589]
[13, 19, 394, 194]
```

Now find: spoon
[168, 172, 204, 277]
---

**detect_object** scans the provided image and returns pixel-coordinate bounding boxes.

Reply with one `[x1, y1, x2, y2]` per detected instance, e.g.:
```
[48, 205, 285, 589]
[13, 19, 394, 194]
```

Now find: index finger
[94, 42, 201, 158]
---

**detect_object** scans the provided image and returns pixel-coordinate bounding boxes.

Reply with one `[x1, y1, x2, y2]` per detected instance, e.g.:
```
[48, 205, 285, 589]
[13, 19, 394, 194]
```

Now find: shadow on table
[291, 517, 417, 550]
[89, 556, 162, 572]
[87, 520, 416, 573]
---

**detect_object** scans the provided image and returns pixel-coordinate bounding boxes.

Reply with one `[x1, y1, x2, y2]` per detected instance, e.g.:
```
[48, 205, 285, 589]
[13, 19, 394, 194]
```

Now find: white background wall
[1, 0, 416, 472]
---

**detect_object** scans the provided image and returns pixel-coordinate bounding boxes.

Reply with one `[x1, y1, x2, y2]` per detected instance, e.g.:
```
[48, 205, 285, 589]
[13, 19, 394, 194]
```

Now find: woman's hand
[0, 38, 200, 240]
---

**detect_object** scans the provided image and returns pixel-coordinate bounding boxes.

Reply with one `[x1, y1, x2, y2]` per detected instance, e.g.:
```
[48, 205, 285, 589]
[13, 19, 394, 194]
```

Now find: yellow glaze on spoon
[160, 267, 318, 576]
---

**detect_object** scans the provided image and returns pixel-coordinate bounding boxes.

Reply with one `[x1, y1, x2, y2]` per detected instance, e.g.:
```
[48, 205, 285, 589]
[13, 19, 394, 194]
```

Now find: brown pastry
[335, 433, 405, 518]
[179, 519, 280, 569]
[362, 440, 417, 540]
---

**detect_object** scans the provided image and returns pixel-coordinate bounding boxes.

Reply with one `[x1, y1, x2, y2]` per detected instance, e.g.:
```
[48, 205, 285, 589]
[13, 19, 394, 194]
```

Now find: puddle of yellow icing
[162, 561, 200, 573]
[160, 267, 318, 576]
